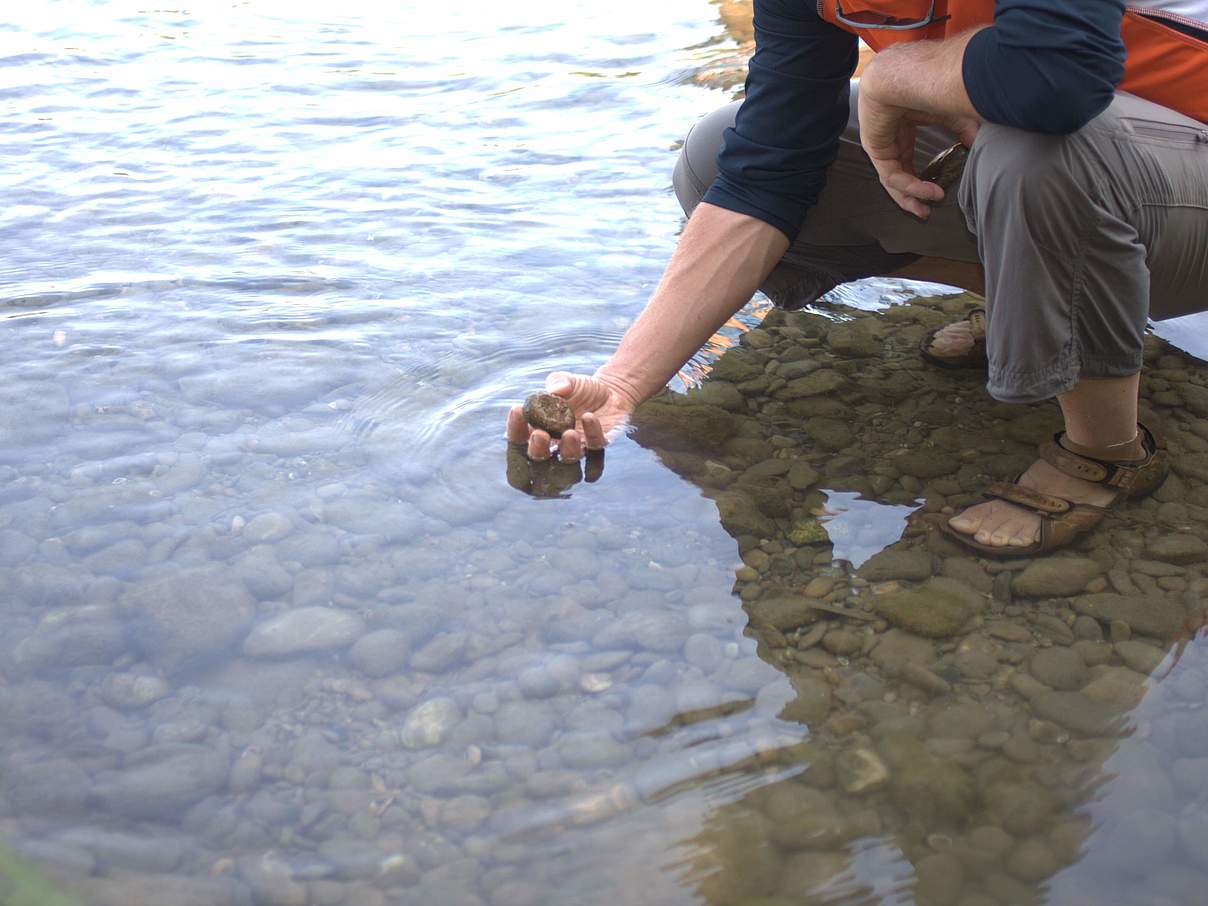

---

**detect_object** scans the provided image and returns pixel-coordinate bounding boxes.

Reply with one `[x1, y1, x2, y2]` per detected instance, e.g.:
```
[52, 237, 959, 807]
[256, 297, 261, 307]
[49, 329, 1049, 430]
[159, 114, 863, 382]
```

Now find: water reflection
[624, 293, 1207, 905]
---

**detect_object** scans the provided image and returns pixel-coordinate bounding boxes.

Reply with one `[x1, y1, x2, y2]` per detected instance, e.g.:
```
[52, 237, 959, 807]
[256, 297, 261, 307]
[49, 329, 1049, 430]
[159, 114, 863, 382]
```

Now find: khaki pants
[673, 84, 1208, 403]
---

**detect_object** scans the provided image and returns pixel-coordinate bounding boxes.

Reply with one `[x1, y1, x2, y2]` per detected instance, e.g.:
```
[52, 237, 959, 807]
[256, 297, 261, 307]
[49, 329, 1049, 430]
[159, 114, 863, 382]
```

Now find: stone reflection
[628, 294, 1208, 905]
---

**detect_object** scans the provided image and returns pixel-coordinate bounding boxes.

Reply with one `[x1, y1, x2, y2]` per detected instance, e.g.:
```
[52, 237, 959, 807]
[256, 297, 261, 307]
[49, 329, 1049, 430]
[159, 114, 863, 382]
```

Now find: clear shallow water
[4, 3, 1208, 905]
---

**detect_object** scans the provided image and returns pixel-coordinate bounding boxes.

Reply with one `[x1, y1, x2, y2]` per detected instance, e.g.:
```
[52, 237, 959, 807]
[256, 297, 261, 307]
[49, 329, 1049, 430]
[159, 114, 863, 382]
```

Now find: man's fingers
[558, 429, 583, 461]
[544, 371, 577, 397]
[506, 405, 531, 444]
[528, 430, 552, 461]
[882, 168, 944, 203]
[581, 412, 606, 450]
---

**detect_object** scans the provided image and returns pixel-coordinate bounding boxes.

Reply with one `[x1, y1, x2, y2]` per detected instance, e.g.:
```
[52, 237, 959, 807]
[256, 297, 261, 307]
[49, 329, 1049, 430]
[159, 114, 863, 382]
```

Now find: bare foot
[948, 458, 1118, 548]
[926, 319, 977, 358]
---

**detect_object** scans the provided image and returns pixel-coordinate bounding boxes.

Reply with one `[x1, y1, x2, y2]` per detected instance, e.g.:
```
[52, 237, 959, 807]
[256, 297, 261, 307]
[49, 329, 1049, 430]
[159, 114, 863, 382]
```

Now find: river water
[4, 2, 1208, 905]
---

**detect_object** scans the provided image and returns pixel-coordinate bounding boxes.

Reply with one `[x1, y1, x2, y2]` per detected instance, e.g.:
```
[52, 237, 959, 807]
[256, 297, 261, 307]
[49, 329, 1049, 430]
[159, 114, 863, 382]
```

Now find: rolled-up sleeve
[963, 0, 1126, 134]
[702, 0, 857, 242]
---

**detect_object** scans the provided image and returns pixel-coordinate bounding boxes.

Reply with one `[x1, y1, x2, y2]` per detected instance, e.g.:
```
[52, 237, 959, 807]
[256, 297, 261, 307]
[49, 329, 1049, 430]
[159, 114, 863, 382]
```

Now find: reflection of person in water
[507, 0, 1208, 561]
[654, 542, 1195, 905]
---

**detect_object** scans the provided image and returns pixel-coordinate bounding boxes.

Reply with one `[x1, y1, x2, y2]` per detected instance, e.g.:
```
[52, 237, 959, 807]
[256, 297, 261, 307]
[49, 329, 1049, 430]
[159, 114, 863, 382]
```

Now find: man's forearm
[859, 29, 983, 121]
[596, 202, 789, 406]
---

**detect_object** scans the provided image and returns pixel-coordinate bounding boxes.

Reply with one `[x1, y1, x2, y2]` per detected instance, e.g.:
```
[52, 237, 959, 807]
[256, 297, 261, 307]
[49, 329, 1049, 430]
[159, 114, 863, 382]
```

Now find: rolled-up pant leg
[960, 92, 1208, 403]
[672, 82, 980, 311]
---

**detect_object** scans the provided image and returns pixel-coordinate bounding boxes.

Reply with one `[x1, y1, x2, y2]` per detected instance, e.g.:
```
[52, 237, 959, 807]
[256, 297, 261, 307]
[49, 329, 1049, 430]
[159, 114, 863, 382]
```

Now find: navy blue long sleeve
[702, 0, 857, 242]
[703, 0, 1129, 243]
[963, 0, 1126, 134]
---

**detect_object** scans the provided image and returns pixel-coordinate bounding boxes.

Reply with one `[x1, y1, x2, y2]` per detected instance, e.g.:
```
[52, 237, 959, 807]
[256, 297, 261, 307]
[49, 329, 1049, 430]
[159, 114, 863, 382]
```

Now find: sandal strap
[1039, 422, 1163, 494]
[983, 480, 1072, 515]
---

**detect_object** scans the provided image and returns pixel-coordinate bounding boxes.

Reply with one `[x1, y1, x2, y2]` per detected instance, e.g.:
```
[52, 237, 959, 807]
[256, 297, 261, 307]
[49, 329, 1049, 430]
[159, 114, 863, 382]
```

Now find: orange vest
[819, 1, 1208, 124]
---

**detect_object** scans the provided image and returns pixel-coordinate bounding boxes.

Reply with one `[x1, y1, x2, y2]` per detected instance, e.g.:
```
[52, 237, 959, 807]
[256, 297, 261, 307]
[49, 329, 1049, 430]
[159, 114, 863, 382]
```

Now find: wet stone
[12, 619, 127, 675]
[873, 586, 971, 639]
[1031, 691, 1121, 737]
[858, 548, 933, 582]
[891, 758, 976, 826]
[1145, 533, 1208, 564]
[870, 629, 936, 671]
[410, 631, 468, 673]
[836, 748, 889, 794]
[1028, 647, 1089, 691]
[1011, 558, 1102, 597]
[914, 851, 964, 906]
[93, 743, 230, 819]
[100, 672, 171, 709]
[1071, 593, 1185, 639]
[349, 628, 411, 677]
[1115, 639, 1167, 675]
[1072, 615, 1104, 641]
[746, 596, 817, 632]
[242, 607, 365, 658]
[401, 697, 462, 749]
[122, 567, 256, 671]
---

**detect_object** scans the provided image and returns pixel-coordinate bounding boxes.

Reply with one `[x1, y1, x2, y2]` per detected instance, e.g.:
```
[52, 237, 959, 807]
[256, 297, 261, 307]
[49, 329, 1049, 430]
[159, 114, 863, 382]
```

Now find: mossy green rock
[804, 418, 854, 451]
[714, 490, 776, 539]
[858, 548, 933, 582]
[1012, 557, 1103, 597]
[788, 518, 829, 546]
[778, 370, 845, 400]
[747, 596, 819, 632]
[684, 381, 746, 412]
[630, 400, 735, 453]
[710, 349, 767, 384]
[788, 461, 820, 490]
[874, 587, 971, 638]
[888, 448, 961, 480]
[826, 318, 885, 358]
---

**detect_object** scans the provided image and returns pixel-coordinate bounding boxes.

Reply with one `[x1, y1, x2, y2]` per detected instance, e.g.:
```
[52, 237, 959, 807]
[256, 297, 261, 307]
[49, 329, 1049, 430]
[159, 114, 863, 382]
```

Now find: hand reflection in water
[505, 371, 633, 497]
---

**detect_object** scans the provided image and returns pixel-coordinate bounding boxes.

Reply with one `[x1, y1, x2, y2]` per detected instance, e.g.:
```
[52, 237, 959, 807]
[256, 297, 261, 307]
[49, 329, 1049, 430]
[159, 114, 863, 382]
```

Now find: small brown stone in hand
[523, 392, 575, 437]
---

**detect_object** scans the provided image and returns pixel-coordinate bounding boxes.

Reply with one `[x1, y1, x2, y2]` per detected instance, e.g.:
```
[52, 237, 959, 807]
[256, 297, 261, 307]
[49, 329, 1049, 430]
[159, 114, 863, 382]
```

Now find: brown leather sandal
[943, 423, 1169, 558]
[920, 308, 988, 370]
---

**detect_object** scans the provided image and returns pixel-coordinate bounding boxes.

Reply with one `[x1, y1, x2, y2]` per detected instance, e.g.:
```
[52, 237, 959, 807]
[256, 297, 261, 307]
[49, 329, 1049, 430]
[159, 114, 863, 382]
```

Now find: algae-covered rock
[778, 370, 846, 399]
[1012, 557, 1103, 597]
[804, 418, 855, 451]
[788, 460, 820, 490]
[858, 548, 933, 582]
[630, 399, 735, 453]
[714, 490, 777, 539]
[709, 348, 767, 384]
[826, 318, 885, 358]
[684, 381, 746, 412]
[734, 468, 794, 518]
[874, 585, 971, 638]
[888, 448, 961, 480]
[788, 518, 829, 546]
[746, 596, 819, 631]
